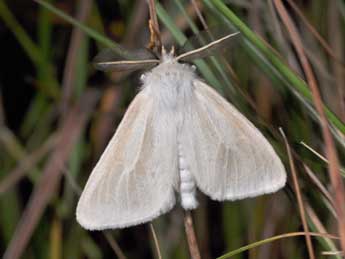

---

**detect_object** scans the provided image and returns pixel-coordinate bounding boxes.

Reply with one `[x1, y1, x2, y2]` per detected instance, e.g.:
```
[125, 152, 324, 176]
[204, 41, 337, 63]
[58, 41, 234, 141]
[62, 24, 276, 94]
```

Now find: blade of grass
[150, 223, 163, 259]
[0, 0, 59, 96]
[206, 0, 345, 135]
[0, 173, 20, 244]
[21, 0, 57, 143]
[74, 37, 89, 97]
[300, 141, 345, 176]
[3, 90, 99, 259]
[0, 127, 40, 182]
[50, 217, 62, 259]
[285, 0, 345, 67]
[303, 165, 335, 207]
[306, 205, 342, 259]
[274, 0, 345, 252]
[223, 203, 244, 259]
[216, 232, 339, 259]
[20, 95, 52, 138]
[37, 0, 53, 82]
[190, 0, 208, 29]
[123, 0, 148, 47]
[0, 1, 43, 66]
[174, 0, 199, 33]
[337, 0, 345, 22]
[103, 231, 127, 259]
[81, 233, 103, 258]
[34, 0, 130, 58]
[280, 129, 315, 259]
[328, 1, 345, 121]
[60, 0, 92, 115]
[322, 251, 344, 256]
[203, 0, 341, 142]
[0, 134, 57, 195]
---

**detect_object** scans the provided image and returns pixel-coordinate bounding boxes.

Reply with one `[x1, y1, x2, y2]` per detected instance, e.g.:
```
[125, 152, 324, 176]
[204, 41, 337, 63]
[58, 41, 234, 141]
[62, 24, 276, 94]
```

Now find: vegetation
[1, 0, 345, 258]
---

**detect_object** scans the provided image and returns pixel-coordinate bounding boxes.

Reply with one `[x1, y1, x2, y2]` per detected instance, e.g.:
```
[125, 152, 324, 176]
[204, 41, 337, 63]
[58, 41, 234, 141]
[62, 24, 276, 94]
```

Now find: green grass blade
[75, 37, 89, 97]
[156, 3, 187, 45]
[173, 0, 199, 33]
[0, 0, 59, 97]
[0, 0, 42, 65]
[308, 217, 342, 259]
[35, 0, 130, 58]
[216, 232, 338, 259]
[207, 0, 345, 134]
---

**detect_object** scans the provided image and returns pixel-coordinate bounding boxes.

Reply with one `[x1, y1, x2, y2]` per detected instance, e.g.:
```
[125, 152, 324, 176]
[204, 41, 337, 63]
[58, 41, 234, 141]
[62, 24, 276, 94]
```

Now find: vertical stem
[150, 223, 162, 259]
[148, 0, 162, 50]
[274, 0, 345, 253]
[190, 0, 208, 30]
[280, 129, 315, 259]
[103, 231, 127, 259]
[184, 210, 201, 259]
[60, 0, 92, 115]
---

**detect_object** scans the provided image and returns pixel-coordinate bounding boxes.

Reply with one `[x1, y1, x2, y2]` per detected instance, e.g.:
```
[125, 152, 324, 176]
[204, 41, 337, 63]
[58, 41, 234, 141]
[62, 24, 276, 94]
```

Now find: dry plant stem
[150, 223, 163, 259]
[280, 129, 315, 259]
[148, 0, 161, 50]
[3, 90, 99, 259]
[61, 0, 92, 115]
[184, 210, 201, 259]
[322, 251, 344, 256]
[0, 134, 57, 194]
[267, 0, 293, 60]
[123, 0, 148, 47]
[328, 1, 345, 121]
[160, 2, 199, 43]
[93, 0, 148, 150]
[218, 232, 340, 259]
[190, 0, 208, 29]
[148, 20, 159, 50]
[303, 165, 335, 207]
[104, 231, 127, 259]
[274, 0, 345, 253]
[50, 217, 62, 259]
[306, 205, 340, 254]
[285, 0, 345, 68]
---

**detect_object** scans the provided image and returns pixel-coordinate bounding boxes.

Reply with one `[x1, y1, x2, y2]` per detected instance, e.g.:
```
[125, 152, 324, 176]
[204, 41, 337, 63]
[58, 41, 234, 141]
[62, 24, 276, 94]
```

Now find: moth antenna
[170, 46, 175, 56]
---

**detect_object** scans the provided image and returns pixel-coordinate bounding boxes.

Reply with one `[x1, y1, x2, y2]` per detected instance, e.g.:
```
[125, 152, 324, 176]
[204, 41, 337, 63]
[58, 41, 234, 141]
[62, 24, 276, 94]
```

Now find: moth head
[160, 46, 176, 63]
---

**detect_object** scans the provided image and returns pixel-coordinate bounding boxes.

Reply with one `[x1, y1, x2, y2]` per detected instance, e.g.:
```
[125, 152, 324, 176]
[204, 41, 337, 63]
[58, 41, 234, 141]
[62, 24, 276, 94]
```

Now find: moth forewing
[76, 91, 177, 230]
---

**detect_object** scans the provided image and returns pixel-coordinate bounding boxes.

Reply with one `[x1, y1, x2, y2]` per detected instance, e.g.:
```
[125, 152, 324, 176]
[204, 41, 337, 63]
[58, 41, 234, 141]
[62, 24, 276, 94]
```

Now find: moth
[76, 32, 286, 230]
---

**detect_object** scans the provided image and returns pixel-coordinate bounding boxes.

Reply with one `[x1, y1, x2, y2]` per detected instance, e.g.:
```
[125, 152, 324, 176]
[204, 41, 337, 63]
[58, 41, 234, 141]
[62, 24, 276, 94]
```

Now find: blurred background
[1, 0, 345, 258]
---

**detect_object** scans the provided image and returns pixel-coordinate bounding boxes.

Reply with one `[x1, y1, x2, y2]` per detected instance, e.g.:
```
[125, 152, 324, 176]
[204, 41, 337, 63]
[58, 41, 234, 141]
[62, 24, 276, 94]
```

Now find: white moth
[76, 33, 286, 230]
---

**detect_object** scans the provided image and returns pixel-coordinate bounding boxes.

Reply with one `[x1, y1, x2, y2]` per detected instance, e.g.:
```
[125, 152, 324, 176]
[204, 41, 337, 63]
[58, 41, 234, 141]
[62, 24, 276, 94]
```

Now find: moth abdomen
[178, 143, 198, 210]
